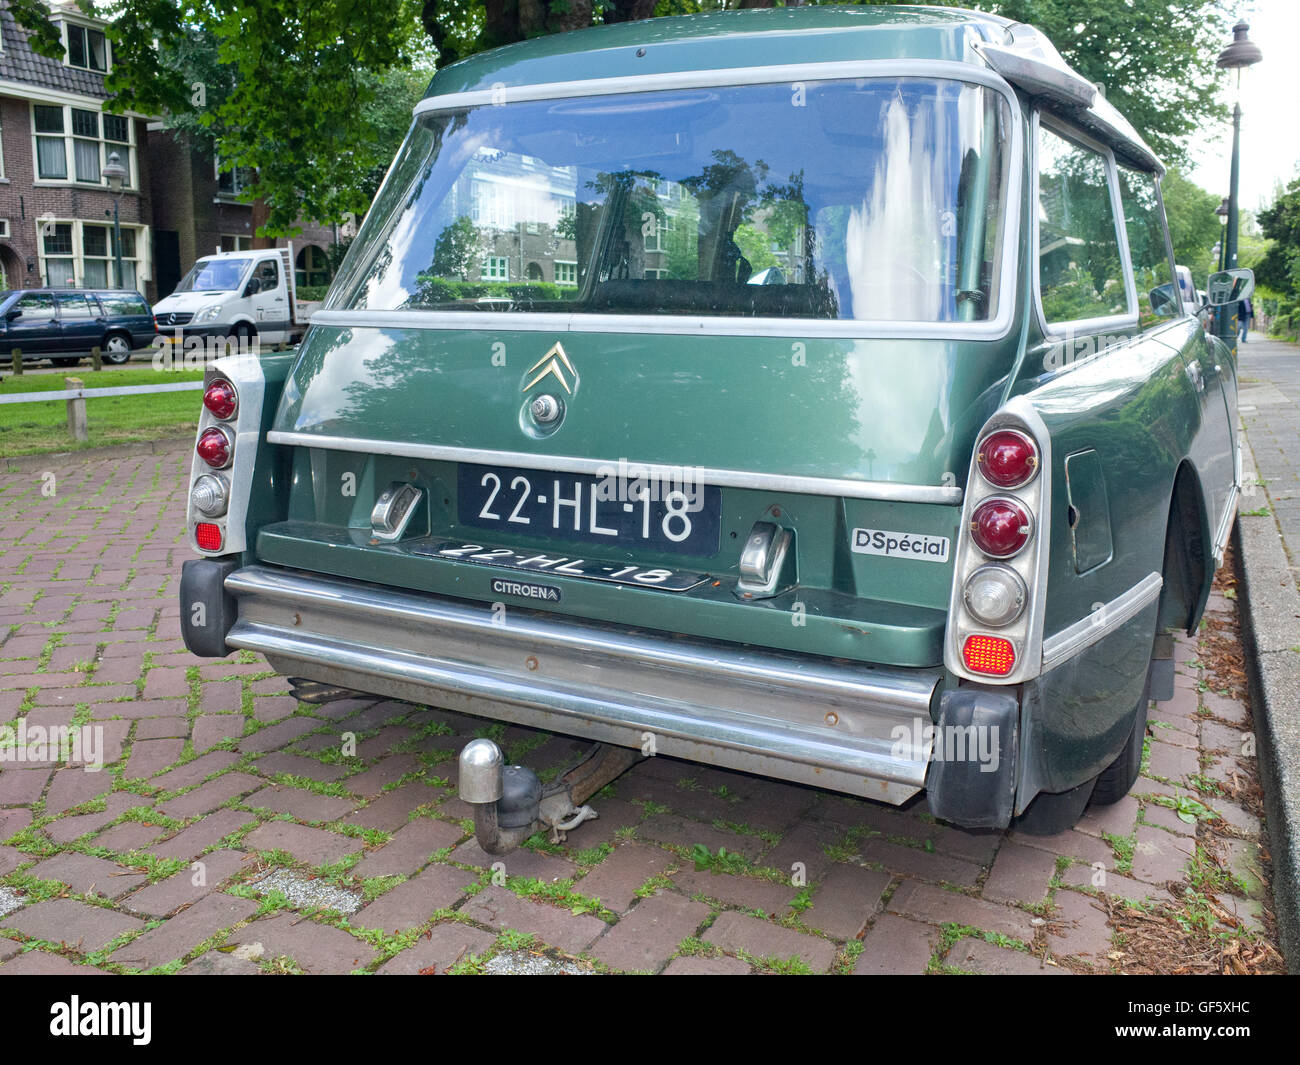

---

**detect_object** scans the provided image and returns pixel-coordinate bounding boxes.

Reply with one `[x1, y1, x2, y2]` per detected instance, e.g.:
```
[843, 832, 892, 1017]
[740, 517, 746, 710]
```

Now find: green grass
[0, 364, 205, 456]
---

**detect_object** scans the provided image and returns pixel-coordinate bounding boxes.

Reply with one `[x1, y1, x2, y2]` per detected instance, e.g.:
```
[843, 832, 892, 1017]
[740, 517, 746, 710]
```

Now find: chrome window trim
[262, 430, 964, 505]
[335, 60, 1025, 343]
[1032, 111, 1140, 343]
[1040, 571, 1164, 674]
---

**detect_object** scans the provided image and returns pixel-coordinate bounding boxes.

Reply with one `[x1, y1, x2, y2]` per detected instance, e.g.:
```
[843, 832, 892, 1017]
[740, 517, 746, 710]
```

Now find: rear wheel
[102, 333, 132, 365]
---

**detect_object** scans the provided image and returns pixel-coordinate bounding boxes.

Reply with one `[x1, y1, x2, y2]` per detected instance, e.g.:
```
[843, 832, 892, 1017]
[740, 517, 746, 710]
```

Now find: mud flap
[924, 685, 1020, 829]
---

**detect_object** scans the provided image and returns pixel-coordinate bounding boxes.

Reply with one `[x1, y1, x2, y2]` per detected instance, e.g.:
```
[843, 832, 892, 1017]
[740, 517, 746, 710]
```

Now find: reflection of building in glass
[451, 150, 578, 285]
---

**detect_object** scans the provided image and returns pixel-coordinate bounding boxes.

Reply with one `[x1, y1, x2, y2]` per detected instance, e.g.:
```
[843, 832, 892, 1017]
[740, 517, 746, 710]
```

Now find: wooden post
[91, 345, 102, 372]
[10, 347, 21, 375]
[64, 377, 88, 442]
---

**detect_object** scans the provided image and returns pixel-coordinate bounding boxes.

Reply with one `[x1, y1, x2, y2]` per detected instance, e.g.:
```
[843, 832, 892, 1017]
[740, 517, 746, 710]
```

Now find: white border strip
[263, 430, 964, 505]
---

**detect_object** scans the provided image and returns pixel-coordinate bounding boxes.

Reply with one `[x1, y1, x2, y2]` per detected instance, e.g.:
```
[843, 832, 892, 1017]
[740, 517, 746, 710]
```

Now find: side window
[16, 293, 56, 315]
[254, 259, 279, 291]
[55, 293, 95, 318]
[102, 295, 147, 316]
[1037, 124, 1129, 325]
[1118, 168, 1179, 328]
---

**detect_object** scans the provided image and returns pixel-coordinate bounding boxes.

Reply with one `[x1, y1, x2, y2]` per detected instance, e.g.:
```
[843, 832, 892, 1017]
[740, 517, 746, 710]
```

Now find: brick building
[0, 1, 342, 302]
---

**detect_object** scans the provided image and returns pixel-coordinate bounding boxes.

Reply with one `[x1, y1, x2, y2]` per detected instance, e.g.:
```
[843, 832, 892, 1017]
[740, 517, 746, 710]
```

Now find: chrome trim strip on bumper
[224, 566, 942, 802]
[1040, 571, 1163, 674]
[262, 431, 964, 505]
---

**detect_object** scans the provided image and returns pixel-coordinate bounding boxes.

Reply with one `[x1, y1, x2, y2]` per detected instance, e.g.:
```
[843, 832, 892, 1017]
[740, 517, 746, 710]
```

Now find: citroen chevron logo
[523, 342, 577, 394]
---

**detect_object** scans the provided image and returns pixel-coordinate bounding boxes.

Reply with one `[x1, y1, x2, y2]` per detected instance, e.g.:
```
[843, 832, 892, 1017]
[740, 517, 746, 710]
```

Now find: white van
[153, 247, 302, 347]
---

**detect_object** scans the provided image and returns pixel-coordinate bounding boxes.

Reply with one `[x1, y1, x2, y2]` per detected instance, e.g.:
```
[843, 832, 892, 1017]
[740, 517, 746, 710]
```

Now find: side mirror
[5, 309, 21, 322]
[244, 277, 262, 297]
[1206, 268, 1254, 307]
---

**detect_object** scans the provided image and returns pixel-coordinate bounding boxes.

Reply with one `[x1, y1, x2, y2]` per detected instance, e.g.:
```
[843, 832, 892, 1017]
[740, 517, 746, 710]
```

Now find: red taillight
[977, 429, 1039, 489]
[970, 497, 1033, 558]
[204, 378, 237, 419]
[962, 634, 1016, 676]
[195, 522, 223, 551]
[196, 427, 232, 468]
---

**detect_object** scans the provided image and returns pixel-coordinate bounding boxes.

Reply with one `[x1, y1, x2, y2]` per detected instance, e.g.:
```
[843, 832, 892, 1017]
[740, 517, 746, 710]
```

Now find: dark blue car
[0, 289, 158, 366]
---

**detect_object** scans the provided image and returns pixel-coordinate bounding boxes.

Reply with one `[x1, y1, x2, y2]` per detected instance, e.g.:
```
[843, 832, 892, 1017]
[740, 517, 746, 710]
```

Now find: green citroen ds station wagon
[179, 6, 1250, 843]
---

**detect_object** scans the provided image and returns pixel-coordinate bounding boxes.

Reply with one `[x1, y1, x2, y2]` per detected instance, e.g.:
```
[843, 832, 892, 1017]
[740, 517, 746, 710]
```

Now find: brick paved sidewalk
[0, 443, 1278, 974]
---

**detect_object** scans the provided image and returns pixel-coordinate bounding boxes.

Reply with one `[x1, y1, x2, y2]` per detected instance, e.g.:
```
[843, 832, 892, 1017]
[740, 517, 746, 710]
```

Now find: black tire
[50, 357, 81, 368]
[1090, 668, 1152, 806]
[232, 323, 255, 350]
[102, 333, 132, 365]
[1012, 776, 1098, 836]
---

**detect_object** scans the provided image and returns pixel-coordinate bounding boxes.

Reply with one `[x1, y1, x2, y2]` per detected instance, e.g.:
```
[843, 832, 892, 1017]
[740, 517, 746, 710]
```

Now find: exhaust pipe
[458, 738, 639, 855]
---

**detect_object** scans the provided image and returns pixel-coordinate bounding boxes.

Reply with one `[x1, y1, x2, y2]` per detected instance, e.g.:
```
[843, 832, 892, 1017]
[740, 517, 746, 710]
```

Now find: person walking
[1239, 296, 1254, 343]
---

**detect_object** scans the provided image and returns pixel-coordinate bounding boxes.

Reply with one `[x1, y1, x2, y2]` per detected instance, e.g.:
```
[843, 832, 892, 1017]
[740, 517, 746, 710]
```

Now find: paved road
[1239, 333, 1300, 576]
[0, 442, 1276, 974]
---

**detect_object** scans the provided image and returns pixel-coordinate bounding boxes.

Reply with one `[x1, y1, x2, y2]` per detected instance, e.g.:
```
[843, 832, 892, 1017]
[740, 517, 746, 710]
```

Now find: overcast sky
[1187, 0, 1299, 211]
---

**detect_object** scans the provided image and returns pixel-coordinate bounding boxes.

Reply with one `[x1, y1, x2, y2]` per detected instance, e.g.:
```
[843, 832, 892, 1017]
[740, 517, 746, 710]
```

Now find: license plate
[456, 463, 721, 556]
[414, 541, 710, 592]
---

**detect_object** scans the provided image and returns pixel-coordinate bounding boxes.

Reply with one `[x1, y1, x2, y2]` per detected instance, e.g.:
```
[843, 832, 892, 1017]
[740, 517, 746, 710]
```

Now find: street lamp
[1216, 21, 1262, 348]
[102, 151, 128, 289]
[1215, 196, 1229, 271]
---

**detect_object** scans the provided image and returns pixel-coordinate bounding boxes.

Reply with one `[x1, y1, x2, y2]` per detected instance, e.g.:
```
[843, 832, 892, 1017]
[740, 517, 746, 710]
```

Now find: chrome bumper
[224, 566, 942, 802]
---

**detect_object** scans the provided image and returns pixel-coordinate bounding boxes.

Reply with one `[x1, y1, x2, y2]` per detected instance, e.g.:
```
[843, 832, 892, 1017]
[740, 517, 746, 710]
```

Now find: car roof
[421, 5, 1161, 173]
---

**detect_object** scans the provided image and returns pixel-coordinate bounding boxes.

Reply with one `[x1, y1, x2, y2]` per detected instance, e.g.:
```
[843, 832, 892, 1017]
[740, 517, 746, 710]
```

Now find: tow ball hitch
[458, 739, 639, 855]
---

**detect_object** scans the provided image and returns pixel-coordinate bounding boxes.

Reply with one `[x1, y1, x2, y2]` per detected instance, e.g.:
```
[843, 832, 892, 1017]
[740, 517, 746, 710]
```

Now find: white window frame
[480, 256, 509, 281]
[63, 20, 111, 74]
[554, 260, 577, 286]
[221, 234, 253, 252]
[215, 158, 254, 200]
[30, 103, 136, 190]
[36, 218, 150, 291]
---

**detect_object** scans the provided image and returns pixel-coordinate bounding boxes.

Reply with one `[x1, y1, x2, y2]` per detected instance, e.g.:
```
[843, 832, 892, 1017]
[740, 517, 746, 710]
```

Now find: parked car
[0, 288, 156, 366]
[178, 7, 1247, 842]
[152, 248, 302, 348]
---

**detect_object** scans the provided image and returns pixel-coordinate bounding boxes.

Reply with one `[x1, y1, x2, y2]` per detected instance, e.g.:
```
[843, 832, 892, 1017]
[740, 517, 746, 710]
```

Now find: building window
[34, 106, 67, 179]
[220, 235, 252, 252]
[42, 223, 75, 285]
[31, 104, 135, 188]
[481, 256, 509, 281]
[216, 160, 254, 198]
[37, 219, 146, 290]
[66, 23, 110, 73]
[554, 261, 577, 286]
[295, 245, 331, 288]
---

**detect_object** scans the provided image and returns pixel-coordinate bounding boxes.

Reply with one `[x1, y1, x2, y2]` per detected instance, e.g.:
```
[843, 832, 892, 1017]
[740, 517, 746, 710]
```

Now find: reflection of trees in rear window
[333, 79, 1011, 322]
[1037, 127, 1129, 324]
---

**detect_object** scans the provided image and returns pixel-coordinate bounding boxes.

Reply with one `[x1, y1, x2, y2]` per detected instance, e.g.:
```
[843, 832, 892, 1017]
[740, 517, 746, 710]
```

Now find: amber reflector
[195, 522, 223, 551]
[962, 634, 1016, 676]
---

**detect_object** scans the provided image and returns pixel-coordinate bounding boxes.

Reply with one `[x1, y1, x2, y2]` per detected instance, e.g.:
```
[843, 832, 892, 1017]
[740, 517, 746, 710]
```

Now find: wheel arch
[1159, 460, 1215, 635]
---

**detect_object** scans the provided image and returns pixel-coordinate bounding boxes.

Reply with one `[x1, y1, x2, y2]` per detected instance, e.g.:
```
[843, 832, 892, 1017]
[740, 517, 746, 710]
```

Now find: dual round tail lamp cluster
[193, 377, 239, 550]
[960, 427, 1041, 675]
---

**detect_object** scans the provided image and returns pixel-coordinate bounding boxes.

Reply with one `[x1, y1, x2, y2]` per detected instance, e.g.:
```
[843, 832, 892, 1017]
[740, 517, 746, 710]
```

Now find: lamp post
[1215, 197, 1229, 271]
[102, 151, 128, 289]
[1216, 21, 1262, 349]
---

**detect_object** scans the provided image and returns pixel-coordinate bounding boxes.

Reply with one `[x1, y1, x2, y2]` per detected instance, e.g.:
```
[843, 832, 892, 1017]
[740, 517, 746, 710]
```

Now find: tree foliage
[1256, 178, 1300, 297]
[10, 0, 1235, 235]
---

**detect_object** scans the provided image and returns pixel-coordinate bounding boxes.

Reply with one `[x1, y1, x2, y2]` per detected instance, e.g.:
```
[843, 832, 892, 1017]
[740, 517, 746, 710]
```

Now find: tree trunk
[251, 197, 274, 249]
